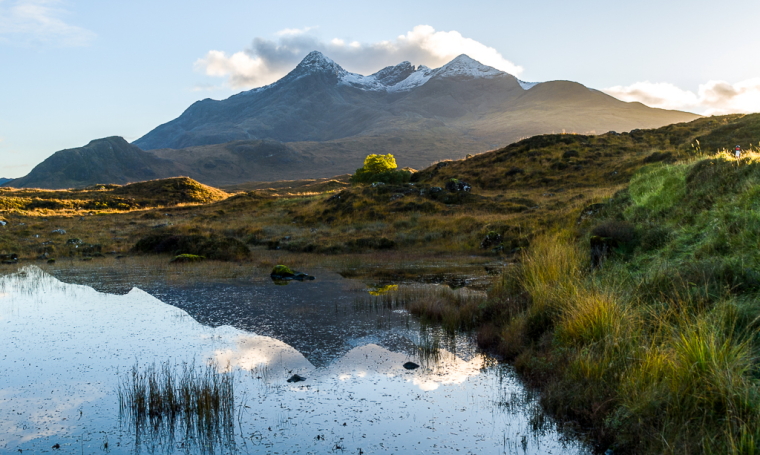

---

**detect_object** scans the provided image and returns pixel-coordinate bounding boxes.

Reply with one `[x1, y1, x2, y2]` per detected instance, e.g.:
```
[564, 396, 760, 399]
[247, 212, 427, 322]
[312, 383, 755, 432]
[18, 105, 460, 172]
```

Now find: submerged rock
[403, 362, 419, 370]
[287, 374, 307, 383]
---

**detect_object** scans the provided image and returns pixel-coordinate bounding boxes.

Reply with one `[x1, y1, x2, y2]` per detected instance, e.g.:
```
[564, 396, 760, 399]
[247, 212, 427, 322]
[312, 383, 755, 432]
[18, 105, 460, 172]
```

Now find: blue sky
[2, 0, 759, 177]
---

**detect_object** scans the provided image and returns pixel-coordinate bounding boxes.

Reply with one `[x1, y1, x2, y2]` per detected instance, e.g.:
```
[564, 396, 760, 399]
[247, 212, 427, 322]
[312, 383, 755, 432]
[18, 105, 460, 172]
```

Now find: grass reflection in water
[118, 360, 235, 453]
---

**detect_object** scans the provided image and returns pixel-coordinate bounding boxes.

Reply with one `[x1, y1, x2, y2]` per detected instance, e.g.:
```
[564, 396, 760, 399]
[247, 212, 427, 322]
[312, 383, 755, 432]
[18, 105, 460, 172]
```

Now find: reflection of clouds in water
[213, 335, 315, 380]
[218, 338, 485, 392]
[412, 350, 485, 391]
[328, 344, 485, 391]
[0, 384, 99, 445]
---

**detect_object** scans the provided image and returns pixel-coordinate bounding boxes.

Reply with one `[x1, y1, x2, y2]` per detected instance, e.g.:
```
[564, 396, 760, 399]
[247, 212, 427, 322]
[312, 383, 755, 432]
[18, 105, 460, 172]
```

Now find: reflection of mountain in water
[1, 267, 589, 455]
[46, 267, 478, 367]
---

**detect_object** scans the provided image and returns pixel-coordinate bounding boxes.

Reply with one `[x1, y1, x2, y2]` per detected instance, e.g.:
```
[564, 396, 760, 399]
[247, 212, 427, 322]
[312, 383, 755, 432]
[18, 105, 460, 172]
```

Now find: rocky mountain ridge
[6, 52, 700, 189]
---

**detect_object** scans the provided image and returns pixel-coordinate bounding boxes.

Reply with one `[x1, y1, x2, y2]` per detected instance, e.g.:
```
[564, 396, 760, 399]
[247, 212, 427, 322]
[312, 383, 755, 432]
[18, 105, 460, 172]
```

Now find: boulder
[270, 265, 316, 281]
[445, 178, 471, 192]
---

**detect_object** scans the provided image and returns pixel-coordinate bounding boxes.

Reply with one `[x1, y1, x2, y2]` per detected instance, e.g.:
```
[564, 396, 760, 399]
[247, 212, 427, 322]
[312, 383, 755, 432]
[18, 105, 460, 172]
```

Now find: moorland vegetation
[2, 113, 760, 453]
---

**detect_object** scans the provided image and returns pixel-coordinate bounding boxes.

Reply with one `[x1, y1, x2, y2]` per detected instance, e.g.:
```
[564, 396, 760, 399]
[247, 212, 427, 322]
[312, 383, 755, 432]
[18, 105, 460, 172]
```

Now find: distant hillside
[4, 137, 184, 189]
[412, 113, 759, 190]
[0, 178, 11, 186]
[0, 177, 228, 212]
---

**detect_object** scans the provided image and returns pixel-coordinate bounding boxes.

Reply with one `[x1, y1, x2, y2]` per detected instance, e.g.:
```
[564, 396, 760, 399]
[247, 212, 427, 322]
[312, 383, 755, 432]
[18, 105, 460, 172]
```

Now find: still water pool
[0, 266, 589, 454]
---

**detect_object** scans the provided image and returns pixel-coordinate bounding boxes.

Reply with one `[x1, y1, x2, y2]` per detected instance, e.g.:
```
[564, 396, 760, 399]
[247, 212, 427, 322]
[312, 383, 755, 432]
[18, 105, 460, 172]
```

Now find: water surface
[0, 266, 588, 454]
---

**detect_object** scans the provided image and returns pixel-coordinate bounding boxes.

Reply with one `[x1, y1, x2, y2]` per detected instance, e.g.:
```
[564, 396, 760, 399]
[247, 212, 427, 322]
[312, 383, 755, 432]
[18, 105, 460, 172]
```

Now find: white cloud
[604, 79, 760, 115]
[195, 25, 523, 89]
[0, 0, 94, 47]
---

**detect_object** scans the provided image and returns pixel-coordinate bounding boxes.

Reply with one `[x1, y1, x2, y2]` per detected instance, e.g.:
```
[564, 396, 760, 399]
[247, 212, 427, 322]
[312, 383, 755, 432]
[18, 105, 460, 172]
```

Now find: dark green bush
[132, 233, 249, 261]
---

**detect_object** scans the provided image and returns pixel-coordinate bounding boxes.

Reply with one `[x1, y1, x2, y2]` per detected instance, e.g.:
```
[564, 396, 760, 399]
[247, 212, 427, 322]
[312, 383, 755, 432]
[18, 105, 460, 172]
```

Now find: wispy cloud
[0, 0, 95, 47]
[195, 25, 524, 89]
[604, 79, 760, 115]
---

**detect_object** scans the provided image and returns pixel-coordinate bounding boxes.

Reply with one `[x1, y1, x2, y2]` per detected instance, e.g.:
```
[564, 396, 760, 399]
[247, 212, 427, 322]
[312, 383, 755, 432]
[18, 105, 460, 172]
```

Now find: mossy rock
[270, 265, 315, 281]
[271, 265, 294, 276]
[170, 254, 206, 264]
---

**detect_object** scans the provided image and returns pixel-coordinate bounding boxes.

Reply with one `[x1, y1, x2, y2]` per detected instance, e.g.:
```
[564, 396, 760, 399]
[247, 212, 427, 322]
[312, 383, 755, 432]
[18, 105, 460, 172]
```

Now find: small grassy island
[2, 113, 760, 453]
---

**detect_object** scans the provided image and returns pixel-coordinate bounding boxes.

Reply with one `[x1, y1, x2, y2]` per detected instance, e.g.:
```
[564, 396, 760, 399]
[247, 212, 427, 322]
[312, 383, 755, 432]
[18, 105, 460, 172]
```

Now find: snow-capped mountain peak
[294, 51, 346, 76]
[433, 54, 506, 79]
[259, 51, 521, 95]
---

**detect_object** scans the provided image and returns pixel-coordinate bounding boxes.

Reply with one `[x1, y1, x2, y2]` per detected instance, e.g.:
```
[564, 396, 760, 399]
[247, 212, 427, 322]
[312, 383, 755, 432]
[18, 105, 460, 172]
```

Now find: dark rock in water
[293, 272, 316, 281]
[287, 374, 306, 383]
[271, 265, 315, 282]
[403, 362, 419, 370]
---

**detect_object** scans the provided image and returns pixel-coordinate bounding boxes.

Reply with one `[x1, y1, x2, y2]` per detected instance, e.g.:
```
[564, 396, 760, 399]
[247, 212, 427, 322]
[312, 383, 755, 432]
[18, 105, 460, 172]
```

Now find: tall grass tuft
[118, 360, 235, 452]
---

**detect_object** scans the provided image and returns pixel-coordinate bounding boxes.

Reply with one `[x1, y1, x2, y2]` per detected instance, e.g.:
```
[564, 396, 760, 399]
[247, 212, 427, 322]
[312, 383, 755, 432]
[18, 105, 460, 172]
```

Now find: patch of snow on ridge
[244, 52, 513, 96]
[339, 72, 386, 91]
[387, 65, 435, 92]
[518, 80, 539, 90]
[433, 54, 505, 79]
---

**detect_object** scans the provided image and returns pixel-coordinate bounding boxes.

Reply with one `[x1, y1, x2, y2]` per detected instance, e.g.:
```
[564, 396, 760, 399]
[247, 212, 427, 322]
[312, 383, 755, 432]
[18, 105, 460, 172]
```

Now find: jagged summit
[278, 51, 515, 93]
[369, 61, 416, 86]
[293, 50, 345, 76]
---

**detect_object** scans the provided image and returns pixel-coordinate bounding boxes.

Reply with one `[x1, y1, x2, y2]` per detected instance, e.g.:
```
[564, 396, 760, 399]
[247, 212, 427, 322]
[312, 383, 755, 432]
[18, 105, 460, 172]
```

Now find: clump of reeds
[117, 360, 235, 451]
[357, 283, 485, 332]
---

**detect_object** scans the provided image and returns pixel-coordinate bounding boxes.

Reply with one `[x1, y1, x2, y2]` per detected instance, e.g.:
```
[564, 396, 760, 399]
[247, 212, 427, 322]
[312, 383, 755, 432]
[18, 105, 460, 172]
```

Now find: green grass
[479, 145, 760, 453]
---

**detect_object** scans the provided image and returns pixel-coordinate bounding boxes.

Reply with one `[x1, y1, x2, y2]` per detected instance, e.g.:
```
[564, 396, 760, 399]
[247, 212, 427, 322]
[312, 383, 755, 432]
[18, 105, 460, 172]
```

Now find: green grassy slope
[481, 145, 760, 453]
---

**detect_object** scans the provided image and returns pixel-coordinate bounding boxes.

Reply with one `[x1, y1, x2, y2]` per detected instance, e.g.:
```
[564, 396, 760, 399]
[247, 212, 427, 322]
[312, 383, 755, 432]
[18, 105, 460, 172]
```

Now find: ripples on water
[0, 266, 589, 454]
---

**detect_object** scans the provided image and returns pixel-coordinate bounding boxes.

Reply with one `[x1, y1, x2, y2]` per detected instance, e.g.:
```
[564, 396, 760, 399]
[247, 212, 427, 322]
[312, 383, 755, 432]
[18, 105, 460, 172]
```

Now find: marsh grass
[117, 360, 235, 452]
[358, 283, 486, 331]
[487, 146, 760, 453]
